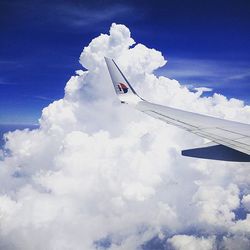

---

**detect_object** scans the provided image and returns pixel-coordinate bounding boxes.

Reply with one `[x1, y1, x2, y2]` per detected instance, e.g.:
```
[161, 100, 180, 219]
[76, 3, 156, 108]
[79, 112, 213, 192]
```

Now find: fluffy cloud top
[168, 235, 215, 250]
[0, 23, 250, 250]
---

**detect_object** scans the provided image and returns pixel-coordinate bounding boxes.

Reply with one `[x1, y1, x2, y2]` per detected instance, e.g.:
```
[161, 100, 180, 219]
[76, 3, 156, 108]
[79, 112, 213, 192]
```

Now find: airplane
[105, 57, 250, 162]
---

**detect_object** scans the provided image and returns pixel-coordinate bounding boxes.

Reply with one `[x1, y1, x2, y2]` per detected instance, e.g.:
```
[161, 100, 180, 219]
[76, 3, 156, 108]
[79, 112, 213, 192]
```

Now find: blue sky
[0, 0, 250, 124]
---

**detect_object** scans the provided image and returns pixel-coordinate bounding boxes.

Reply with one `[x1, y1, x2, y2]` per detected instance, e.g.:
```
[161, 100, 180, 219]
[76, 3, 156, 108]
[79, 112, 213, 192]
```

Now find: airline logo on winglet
[117, 83, 128, 94]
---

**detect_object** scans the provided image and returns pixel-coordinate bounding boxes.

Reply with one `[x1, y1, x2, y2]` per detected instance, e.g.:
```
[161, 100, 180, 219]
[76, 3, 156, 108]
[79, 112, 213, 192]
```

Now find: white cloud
[242, 194, 250, 211]
[168, 235, 215, 250]
[1, 23, 250, 249]
[221, 235, 250, 250]
[194, 87, 212, 93]
[192, 184, 240, 227]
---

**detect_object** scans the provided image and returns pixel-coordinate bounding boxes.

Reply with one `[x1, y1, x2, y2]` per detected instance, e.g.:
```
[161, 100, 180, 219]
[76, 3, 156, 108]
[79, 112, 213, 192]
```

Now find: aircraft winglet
[104, 57, 142, 104]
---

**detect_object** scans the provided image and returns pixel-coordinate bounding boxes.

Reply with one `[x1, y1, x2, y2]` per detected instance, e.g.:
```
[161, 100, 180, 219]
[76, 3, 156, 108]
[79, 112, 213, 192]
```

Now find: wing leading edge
[105, 57, 250, 162]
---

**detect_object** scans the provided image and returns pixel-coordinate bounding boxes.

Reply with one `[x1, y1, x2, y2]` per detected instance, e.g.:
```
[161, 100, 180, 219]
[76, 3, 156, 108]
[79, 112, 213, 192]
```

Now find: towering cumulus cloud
[1, 23, 250, 250]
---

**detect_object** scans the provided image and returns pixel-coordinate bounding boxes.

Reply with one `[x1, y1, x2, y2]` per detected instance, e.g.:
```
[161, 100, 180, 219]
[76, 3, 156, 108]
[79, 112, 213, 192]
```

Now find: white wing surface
[105, 57, 250, 161]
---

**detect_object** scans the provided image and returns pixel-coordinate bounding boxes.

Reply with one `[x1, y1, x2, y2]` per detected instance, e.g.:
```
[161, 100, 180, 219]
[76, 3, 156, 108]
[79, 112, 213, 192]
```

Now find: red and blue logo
[118, 83, 128, 93]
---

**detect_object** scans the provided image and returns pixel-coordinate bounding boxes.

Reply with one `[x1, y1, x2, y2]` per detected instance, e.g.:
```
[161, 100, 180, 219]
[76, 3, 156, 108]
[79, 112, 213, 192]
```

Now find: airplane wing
[105, 57, 250, 162]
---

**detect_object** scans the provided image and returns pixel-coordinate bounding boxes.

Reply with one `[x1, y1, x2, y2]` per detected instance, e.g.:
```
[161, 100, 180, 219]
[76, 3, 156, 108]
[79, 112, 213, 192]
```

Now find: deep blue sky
[1, 0, 250, 124]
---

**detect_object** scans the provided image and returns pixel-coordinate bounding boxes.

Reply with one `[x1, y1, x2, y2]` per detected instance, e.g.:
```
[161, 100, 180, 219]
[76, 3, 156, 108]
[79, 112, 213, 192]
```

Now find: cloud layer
[1, 23, 250, 250]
